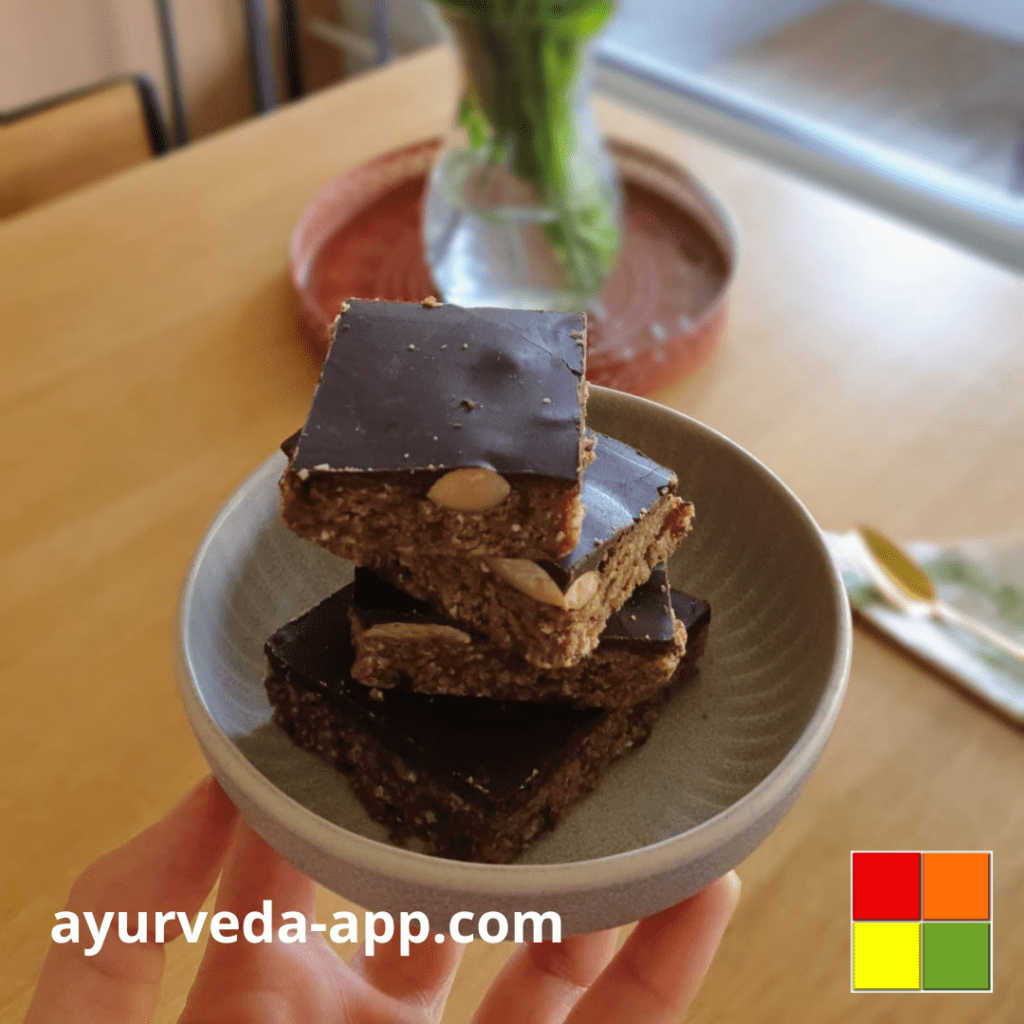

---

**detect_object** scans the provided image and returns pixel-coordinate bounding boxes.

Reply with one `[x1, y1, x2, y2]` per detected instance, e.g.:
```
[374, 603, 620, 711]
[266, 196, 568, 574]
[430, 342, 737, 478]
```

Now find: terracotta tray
[290, 138, 735, 395]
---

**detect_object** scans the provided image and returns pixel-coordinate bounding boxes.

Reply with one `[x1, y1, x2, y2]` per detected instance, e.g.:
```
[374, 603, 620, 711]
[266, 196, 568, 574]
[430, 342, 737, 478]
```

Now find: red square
[853, 852, 921, 920]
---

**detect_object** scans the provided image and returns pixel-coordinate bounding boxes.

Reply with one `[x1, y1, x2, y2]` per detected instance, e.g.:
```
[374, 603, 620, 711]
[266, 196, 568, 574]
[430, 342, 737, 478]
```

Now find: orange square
[922, 853, 990, 920]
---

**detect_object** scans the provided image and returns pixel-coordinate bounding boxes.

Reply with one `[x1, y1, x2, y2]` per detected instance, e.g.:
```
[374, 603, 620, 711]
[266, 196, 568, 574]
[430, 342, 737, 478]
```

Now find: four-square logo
[851, 851, 992, 992]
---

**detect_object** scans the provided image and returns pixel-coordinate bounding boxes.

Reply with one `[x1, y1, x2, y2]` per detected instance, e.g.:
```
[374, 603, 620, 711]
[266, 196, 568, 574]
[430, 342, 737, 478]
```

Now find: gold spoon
[855, 525, 1024, 662]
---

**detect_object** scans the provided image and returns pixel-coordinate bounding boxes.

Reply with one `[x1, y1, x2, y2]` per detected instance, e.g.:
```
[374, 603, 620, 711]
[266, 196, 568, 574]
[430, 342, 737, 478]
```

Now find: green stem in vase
[440, 0, 621, 298]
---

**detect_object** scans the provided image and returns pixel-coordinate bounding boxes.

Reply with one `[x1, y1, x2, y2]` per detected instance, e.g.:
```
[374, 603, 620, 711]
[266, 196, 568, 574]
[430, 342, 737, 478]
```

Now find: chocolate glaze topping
[670, 590, 711, 639]
[600, 565, 675, 643]
[353, 566, 438, 620]
[266, 583, 710, 804]
[292, 300, 586, 479]
[541, 431, 678, 588]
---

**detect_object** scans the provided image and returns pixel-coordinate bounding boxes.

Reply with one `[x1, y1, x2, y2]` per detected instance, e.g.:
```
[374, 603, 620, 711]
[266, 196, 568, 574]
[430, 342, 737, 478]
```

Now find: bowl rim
[178, 386, 851, 893]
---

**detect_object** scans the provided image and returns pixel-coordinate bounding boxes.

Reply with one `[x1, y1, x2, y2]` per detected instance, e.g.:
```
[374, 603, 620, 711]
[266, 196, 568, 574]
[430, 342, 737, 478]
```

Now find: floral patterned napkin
[824, 531, 1024, 726]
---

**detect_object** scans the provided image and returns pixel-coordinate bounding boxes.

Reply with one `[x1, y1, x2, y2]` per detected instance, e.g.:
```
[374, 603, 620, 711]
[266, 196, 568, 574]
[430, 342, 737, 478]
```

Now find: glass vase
[422, 0, 622, 312]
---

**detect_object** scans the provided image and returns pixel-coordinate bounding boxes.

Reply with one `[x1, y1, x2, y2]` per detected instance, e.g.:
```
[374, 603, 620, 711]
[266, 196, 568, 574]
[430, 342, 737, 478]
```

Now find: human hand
[26, 777, 740, 1023]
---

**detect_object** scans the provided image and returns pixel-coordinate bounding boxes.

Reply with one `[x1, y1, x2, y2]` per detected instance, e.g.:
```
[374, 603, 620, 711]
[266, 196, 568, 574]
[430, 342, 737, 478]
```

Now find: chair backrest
[1, 76, 168, 219]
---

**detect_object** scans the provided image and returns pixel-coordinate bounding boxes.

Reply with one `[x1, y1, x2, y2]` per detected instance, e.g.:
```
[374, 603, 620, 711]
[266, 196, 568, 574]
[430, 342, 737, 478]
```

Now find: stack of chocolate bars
[265, 299, 710, 863]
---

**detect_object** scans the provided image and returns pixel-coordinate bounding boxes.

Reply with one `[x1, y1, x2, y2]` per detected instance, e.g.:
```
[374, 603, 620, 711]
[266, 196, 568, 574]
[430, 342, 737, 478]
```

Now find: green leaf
[431, 0, 622, 297]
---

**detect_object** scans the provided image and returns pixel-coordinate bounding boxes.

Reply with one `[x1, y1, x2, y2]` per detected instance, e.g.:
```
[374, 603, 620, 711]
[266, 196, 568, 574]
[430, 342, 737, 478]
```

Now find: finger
[350, 920, 465, 1018]
[566, 872, 741, 1024]
[470, 929, 620, 1024]
[182, 820, 360, 1022]
[25, 776, 237, 1024]
[186, 818, 321, 981]
[182, 822, 417, 1023]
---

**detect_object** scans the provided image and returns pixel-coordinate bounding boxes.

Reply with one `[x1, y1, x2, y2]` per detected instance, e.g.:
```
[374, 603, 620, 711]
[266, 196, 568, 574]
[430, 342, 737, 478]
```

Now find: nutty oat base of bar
[370, 492, 693, 669]
[350, 619, 686, 708]
[349, 568, 688, 708]
[280, 461, 590, 563]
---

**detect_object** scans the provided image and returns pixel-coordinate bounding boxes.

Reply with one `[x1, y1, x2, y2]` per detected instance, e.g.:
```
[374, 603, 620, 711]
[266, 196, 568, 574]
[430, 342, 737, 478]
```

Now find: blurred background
[3, 0, 1022, 267]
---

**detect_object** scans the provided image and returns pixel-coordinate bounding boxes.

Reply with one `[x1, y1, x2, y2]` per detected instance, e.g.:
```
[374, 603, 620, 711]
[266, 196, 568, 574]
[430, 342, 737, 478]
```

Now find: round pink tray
[290, 138, 735, 395]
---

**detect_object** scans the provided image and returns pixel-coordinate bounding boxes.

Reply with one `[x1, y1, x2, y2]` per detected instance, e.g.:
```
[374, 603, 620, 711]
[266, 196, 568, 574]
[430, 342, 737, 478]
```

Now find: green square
[922, 922, 990, 991]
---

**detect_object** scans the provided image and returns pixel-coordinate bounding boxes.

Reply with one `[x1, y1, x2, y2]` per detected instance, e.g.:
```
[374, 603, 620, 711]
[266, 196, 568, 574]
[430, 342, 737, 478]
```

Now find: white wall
[353, 0, 840, 70]
[1, 0, 284, 140]
[886, 0, 1024, 41]
[352, 0, 1023, 70]
[338, 0, 439, 70]
[603, 0, 836, 69]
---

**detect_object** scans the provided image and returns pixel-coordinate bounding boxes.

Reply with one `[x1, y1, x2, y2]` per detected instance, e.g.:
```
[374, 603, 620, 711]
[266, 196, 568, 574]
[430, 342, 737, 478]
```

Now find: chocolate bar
[264, 583, 710, 863]
[279, 300, 592, 560]
[370, 432, 693, 668]
[349, 566, 688, 707]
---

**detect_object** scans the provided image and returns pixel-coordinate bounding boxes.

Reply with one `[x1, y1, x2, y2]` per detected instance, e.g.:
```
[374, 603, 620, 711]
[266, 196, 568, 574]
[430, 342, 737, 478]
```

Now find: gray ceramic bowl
[177, 386, 851, 934]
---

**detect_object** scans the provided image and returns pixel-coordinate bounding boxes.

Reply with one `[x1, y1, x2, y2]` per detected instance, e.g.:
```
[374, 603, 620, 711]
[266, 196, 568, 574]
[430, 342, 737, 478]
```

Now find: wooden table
[3, 47, 1022, 1022]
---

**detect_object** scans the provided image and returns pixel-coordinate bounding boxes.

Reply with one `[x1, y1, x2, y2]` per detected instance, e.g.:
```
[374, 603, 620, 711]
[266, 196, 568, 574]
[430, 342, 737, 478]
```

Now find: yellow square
[853, 922, 921, 990]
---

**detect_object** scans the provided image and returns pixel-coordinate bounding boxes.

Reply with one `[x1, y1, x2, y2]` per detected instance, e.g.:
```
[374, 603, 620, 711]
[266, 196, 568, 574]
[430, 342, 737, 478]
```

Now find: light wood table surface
[3, 47, 1022, 1023]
